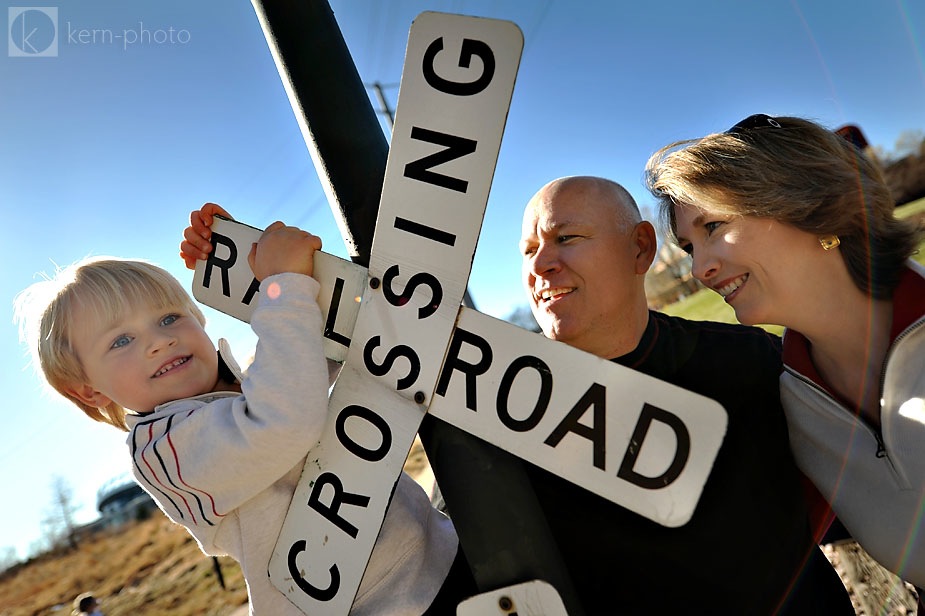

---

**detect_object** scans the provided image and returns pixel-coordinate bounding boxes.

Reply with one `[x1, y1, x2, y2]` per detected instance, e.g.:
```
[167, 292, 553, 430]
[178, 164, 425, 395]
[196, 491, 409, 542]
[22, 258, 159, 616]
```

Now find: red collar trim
[782, 328, 833, 394]
[890, 265, 925, 339]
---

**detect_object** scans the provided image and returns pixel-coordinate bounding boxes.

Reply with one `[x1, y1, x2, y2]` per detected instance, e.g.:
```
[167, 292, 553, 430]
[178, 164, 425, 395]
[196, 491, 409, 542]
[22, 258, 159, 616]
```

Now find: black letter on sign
[617, 404, 691, 489]
[496, 356, 551, 432]
[335, 405, 393, 462]
[544, 383, 607, 470]
[363, 335, 420, 391]
[393, 216, 457, 247]
[307, 472, 371, 539]
[435, 327, 492, 411]
[422, 37, 495, 96]
[203, 232, 235, 297]
[323, 277, 351, 347]
[287, 540, 339, 601]
[403, 127, 477, 193]
[241, 276, 260, 307]
[382, 264, 442, 319]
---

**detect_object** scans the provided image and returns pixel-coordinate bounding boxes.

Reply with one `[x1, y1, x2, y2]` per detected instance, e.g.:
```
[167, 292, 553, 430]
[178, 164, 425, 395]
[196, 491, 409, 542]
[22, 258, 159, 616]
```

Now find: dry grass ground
[825, 542, 917, 614]
[0, 513, 248, 616]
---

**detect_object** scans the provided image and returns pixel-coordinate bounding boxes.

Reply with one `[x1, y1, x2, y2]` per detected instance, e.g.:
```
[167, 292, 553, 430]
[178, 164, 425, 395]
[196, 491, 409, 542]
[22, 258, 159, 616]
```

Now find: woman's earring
[819, 235, 840, 251]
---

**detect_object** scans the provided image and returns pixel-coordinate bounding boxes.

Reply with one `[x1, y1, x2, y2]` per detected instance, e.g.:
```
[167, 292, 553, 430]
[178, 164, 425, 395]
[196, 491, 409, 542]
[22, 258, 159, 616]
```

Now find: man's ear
[66, 383, 112, 409]
[633, 221, 658, 274]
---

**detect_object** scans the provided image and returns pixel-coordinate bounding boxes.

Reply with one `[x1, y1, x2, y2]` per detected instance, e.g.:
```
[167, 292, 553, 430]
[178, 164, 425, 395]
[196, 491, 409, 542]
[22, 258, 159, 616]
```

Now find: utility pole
[370, 81, 396, 130]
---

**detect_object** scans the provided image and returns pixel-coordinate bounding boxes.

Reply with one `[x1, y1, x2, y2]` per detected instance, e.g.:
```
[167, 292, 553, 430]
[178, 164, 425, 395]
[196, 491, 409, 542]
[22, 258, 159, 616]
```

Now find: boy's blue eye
[111, 335, 131, 349]
[161, 314, 180, 326]
[704, 221, 723, 234]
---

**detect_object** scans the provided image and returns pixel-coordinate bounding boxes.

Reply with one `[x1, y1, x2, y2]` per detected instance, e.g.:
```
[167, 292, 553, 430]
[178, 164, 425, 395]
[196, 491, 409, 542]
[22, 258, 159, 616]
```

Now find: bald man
[513, 176, 852, 614]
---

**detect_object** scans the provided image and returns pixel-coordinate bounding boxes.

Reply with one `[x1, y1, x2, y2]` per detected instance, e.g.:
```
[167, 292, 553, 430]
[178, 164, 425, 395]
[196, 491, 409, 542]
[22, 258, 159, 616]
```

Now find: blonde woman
[646, 114, 925, 592]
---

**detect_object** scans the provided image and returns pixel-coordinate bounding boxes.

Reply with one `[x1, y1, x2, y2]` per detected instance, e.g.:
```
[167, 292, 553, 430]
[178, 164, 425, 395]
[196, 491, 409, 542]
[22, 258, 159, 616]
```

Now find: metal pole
[251, 0, 383, 264]
[417, 415, 583, 611]
[249, 2, 584, 613]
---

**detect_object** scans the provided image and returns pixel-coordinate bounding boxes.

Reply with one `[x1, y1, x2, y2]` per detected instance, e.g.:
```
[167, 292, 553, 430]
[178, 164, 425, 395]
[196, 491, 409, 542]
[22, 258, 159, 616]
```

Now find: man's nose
[530, 242, 560, 276]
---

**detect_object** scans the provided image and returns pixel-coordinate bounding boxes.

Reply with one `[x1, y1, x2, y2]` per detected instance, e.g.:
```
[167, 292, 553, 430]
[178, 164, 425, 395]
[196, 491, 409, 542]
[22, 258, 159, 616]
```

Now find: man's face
[520, 181, 648, 358]
[69, 299, 218, 413]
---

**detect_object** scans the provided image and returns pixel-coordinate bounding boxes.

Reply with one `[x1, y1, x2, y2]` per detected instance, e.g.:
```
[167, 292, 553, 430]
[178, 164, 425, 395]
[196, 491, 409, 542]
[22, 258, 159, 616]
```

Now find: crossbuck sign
[193, 12, 728, 615]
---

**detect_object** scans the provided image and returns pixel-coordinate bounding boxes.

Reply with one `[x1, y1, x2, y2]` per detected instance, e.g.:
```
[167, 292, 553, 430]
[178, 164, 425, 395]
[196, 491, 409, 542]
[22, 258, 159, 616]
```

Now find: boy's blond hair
[15, 257, 206, 431]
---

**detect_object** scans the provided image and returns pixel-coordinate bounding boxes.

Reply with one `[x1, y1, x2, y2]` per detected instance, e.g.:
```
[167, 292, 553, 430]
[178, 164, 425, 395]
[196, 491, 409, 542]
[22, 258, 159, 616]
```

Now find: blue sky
[2, 0, 923, 561]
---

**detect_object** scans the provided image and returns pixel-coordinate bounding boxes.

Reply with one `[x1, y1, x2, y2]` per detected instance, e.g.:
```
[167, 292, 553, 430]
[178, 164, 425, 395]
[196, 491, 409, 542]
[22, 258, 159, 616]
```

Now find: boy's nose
[148, 332, 177, 355]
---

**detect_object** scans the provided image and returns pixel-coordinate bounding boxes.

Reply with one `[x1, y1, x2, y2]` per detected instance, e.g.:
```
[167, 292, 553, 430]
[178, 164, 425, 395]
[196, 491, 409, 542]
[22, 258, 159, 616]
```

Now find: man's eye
[111, 335, 131, 350]
[557, 234, 577, 243]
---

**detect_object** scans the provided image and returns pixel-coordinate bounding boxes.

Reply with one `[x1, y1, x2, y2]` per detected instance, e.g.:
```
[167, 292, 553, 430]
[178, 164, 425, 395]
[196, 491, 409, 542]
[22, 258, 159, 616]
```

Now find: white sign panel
[269, 13, 523, 615]
[429, 308, 728, 527]
[192, 216, 366, 363]
[358, 11, 524, 400]
[456, 580, 568, 616]
[192, 222, 728, 526]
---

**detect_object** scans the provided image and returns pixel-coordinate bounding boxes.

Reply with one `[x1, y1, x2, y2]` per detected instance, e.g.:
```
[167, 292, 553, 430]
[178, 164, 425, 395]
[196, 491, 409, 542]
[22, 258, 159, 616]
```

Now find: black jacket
[524, 311, 852, 615]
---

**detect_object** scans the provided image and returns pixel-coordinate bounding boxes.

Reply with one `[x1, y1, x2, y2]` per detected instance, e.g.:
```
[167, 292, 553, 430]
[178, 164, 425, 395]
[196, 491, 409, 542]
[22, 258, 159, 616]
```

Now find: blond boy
[16, 221, 462, 615]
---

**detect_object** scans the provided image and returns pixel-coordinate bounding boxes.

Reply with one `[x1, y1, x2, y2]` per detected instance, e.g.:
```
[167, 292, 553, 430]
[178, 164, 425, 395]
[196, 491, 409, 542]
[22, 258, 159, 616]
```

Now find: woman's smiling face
[672, 202, 821, 327]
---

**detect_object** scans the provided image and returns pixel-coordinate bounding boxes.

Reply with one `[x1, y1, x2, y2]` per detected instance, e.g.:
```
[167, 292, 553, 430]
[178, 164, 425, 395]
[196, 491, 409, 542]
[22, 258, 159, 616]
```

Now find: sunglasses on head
[726, 114, 865, 151]
[726, 113, 782, 134]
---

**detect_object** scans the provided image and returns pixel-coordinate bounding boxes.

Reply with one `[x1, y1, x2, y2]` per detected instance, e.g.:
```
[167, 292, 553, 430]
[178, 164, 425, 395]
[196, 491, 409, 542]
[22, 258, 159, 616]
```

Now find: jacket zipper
[877, 315, 925, 412]
[785, 314, 925, 476]
[783, 366, 888, 459]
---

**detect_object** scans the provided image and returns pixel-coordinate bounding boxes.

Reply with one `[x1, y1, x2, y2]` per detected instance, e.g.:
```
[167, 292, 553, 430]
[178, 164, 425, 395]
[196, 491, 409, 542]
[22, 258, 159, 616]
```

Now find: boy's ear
[66, 383, 112, 409]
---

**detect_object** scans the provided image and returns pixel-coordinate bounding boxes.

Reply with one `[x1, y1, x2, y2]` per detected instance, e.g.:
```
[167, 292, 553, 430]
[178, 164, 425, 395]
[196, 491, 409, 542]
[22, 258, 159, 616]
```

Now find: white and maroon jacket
[781, 261, 925, 587]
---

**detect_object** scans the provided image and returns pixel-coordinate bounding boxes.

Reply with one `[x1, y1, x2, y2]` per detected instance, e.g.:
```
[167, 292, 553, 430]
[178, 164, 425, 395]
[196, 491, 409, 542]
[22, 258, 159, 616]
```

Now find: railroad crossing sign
[194, 11, 727, 615]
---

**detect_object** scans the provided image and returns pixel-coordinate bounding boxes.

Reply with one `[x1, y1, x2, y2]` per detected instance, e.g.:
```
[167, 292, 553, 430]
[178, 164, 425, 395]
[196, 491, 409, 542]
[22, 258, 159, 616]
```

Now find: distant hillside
[0, 439, 434, 616]
[0, 514, 247, 616]
[882, 142, 925, 207]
